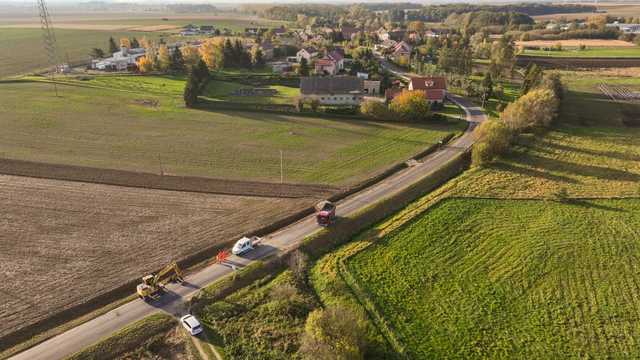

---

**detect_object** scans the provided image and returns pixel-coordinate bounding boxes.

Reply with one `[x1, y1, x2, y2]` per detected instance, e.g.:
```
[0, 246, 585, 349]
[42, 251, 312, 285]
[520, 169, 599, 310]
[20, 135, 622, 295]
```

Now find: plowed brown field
[0, 174, 312, 341]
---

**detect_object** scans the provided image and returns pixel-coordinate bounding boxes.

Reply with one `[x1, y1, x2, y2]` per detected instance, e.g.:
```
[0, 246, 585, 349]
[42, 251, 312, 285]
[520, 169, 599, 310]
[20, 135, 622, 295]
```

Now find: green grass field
[522, 47, 640, 58]
[0, 76, 465, 185]
[347, 197, 640, 358]
[0, 28, 165, 78]
[203, 80, 300, 105]
[300, 69, 640, 358]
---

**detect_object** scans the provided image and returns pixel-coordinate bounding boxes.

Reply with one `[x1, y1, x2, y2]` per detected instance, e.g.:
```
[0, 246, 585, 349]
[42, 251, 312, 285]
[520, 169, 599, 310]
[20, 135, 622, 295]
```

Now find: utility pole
[37, 0, 59, 96]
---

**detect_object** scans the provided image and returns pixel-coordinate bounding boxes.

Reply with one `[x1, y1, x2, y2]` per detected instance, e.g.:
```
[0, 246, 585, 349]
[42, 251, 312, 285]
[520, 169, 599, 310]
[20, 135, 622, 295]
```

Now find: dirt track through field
[0, 158, 339, 199]
[0, 174, 314, 340]
[516, 55, 640, 68]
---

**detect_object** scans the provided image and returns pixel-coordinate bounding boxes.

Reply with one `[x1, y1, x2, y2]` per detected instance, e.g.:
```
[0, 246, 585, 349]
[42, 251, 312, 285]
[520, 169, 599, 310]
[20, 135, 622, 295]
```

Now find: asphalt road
[11, 95, 486, 360]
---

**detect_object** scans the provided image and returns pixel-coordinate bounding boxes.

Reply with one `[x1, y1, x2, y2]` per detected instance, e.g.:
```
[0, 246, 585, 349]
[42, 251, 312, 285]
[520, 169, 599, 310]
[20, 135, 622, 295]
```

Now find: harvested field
[516, 55, 640, 68]
[0, 174, 312, 343]
[517, 39, 635, 48]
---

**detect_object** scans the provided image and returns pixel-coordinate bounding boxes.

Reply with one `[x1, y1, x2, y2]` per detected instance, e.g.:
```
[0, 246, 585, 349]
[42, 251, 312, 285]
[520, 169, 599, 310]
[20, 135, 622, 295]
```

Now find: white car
[180, 314, 203, 336]
[232, 236, 256, 255]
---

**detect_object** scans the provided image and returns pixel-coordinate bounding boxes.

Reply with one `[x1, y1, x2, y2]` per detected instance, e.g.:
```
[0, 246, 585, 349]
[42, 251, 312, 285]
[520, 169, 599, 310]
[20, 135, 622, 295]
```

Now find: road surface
[11, 97, 486, 360]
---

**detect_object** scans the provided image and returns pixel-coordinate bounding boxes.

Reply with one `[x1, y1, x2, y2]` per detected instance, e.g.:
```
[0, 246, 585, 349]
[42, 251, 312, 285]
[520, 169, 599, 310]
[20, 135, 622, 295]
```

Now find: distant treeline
[261, 5, 347, 22]
[259, 3, 596, 22]
[409, 4, 597, 22]
[165, 4, 217, 13]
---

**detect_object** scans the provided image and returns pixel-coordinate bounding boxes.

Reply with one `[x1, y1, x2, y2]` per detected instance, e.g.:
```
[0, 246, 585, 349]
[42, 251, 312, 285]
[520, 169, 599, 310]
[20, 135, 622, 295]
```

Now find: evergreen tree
[169, 47, 186, 73]
[298, 57, 309, 76]
[184, 71, 199, 108]
[223, 39, 234, 67]
[481, 72, 493, 107]
[193, 59, 210, 90]
[89, 48, 105, 59]
[108, 37, 119, 54]
[252, 48, 265, 67]
[130, 37, 140, 49]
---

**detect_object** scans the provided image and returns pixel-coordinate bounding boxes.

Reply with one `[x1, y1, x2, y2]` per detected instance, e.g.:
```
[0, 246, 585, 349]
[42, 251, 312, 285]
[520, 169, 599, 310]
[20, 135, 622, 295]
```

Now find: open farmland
[0, 28, 166, 78]
[0, 174, 312, 342]
[298, 69, 640, 359]
[521, 47, 640, 58]
[347, 198, 640, 358]
[0, 78, 465, 186]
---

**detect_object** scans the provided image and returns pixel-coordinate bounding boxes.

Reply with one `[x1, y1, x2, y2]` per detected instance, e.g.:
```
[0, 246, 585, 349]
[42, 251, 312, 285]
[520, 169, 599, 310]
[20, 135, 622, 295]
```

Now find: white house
[94, 46, 146, 71]
[296, 47, 319, 63]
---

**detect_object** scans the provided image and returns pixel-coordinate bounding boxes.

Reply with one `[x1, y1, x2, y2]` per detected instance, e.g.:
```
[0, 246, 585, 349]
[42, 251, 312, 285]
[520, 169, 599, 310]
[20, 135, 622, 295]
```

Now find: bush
[360, 100, 390, 120]
[298, 305, 368, 360]
[501, 88, 559, 131]
[540, 72, 565, 100]
[389, 91, 431, 122]
[471, 120, 513, 167]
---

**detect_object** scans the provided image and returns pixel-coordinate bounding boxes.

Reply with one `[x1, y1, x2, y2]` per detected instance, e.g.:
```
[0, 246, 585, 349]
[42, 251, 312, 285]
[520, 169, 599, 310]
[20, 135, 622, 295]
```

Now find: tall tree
[252, 47, 265, 67]
[298, 57, 309, 76]
[157, 45, 171, 72]
[130, 37, 140, 49]
[89, 48, 105, 59]
[183, 70, 200, 108]
[108, 37, 119, 54]
[193, 59, 210, 90]
[481, 72, 493, 107]
[120, 38, 131, 49]
[169, 47, 185, 73]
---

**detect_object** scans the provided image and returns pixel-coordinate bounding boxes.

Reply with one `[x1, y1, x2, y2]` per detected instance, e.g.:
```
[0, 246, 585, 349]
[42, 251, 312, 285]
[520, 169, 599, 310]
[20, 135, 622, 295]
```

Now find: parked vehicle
[232, 236, 261, 255]
[180, 314, 203, 336]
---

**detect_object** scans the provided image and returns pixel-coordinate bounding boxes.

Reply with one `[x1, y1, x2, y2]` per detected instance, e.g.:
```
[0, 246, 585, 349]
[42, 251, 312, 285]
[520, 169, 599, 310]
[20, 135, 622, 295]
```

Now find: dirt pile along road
[0, 174, 315, 344]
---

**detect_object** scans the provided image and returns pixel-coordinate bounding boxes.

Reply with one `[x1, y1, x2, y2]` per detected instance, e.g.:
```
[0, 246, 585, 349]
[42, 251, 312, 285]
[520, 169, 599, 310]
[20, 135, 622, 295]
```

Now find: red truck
[315, 201, 336, 226]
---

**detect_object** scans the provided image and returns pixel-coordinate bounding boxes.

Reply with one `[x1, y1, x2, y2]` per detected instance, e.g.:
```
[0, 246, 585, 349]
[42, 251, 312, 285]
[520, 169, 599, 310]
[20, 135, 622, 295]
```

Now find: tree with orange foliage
[157, 45, 171, 72]
[119, 38, 131, 49]
[137, 56, 154, 73]
[199, 39, 224, 70]
[181, 46, 201, 68]
[389, 90, 431, 122]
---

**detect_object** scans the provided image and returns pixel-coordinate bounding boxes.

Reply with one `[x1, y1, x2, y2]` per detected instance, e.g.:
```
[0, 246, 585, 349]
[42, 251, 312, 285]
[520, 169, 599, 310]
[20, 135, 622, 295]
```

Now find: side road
[11, 95, 486, 360]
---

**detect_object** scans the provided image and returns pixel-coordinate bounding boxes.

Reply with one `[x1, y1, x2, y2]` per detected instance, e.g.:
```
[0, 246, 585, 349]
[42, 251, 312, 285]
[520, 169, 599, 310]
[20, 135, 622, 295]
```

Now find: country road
[11, 95, 486, 360]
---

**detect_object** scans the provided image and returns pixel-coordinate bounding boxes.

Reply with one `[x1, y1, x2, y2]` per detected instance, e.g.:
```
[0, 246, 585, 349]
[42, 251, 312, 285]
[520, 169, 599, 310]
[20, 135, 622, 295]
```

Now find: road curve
[11, 96, 486, 360]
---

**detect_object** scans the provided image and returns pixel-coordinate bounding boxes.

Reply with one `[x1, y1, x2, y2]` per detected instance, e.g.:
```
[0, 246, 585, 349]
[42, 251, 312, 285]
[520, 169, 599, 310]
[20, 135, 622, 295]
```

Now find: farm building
[93, 46, 146, 71]
[300, 76, 365, 105]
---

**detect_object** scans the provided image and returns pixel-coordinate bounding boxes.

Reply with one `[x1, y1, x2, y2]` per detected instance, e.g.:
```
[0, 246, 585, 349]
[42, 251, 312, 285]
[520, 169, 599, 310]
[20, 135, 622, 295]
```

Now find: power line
[37, 0, 59, 96]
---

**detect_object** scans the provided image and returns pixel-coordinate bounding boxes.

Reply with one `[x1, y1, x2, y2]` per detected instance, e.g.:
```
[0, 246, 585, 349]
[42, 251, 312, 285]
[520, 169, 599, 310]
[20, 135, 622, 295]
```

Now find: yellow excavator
[136, 261, 184, 301]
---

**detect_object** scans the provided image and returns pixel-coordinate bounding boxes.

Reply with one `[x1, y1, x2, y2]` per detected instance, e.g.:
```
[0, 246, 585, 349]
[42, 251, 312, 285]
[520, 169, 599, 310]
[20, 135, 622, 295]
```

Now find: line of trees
[472, 72, 564, 166]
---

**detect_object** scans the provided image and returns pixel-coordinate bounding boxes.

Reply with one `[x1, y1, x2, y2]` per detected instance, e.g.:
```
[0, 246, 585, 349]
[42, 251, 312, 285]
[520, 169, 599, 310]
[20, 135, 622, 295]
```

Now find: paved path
[11, 96, 486, 360]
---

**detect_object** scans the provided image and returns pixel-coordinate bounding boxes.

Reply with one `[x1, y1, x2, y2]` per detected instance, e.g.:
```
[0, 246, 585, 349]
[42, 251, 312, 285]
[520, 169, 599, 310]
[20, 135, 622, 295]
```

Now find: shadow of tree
[492, 162, 579, 184]
[565, 199, 626, 213]
[523, 154, 640, 182]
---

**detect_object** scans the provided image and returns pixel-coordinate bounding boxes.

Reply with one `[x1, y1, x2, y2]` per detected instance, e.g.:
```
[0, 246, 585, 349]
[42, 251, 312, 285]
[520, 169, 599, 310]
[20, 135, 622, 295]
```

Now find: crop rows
[346, 198, 640, 358]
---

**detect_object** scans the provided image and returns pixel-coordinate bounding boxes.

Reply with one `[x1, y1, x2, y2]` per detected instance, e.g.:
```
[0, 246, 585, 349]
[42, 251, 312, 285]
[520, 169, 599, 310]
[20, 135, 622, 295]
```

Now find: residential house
[390, 41, 413, 63]
[300, 76, 365, 105]
[388, 29, 407, 41]
[341, 26, 359, 40]
[315, 58, 339, 75]
[296, 47, 319, 63]
[377, 27, 390, 41]
[386, 76, 447, 107]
